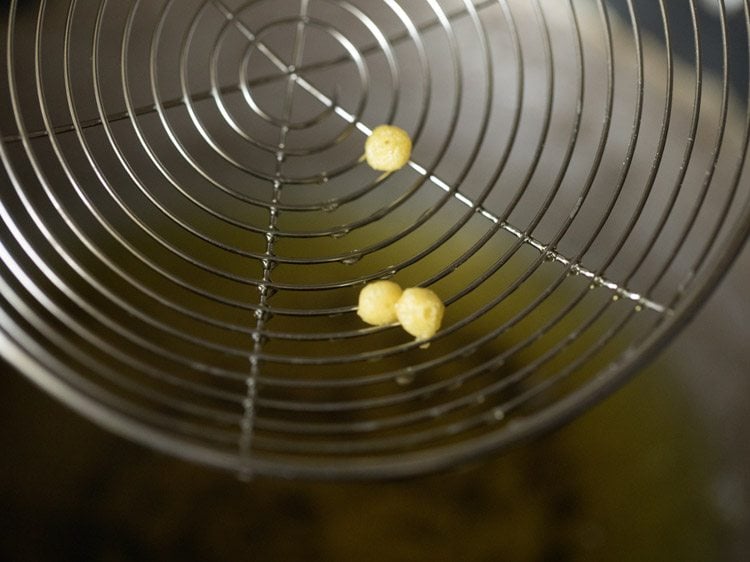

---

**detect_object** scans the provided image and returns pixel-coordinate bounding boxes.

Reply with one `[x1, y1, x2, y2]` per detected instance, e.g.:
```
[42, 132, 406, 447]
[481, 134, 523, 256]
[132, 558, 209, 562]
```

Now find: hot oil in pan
[0, 336, 725, 561]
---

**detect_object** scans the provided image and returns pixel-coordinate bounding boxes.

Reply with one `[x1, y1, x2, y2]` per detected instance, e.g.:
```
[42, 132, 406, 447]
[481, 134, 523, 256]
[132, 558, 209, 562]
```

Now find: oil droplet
[341, 255, 362, 265]
[492, 407, 505, 421]
[318, 174, 329, 184]
[634, 304, 644, 312]
[331, 229, 350, 239]
[322, 200, 338, 212]
[251, 332, 268, 345]
[612, 294, 620, 302]
[254, 308, 273, 322]
[395, 374, 414, 386]
[276, 151, 285, 163]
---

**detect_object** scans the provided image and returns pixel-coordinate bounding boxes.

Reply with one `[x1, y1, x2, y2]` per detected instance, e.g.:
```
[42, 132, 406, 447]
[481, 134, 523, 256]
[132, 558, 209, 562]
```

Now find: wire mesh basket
[1, 0, 749, 479]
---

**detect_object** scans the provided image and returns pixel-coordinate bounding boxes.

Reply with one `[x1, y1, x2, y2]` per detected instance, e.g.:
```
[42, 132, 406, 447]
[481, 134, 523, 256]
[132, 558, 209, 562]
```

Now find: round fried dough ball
[394, 287, 445, 342]
[364, 125, 412, 172]
[357, 280, 403, 326]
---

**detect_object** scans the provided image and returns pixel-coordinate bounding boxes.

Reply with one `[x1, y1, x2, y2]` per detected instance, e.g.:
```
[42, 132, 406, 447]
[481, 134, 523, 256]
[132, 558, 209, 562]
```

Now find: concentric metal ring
[1, 0, 749, 479]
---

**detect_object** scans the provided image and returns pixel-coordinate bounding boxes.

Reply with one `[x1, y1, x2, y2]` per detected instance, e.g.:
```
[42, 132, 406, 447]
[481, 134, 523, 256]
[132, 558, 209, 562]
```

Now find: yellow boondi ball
[394, 287, 445, 342]
[357, 280, 403, 326]
[364, 125, 412, 172]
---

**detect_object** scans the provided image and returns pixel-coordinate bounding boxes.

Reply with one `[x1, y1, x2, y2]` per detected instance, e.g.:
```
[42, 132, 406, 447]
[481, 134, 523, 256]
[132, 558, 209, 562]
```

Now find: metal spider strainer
[1, 0, 749, 479]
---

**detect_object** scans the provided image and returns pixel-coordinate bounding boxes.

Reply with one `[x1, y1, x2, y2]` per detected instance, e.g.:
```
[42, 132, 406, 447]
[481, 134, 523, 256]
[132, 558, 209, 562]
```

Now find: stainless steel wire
[0, 0, 749, 479]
